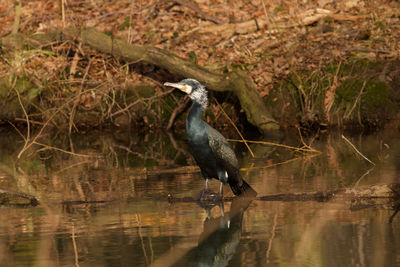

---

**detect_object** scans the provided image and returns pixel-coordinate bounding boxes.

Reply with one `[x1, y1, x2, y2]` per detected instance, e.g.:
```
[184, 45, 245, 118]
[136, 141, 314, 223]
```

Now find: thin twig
[17, 113, 53, 159]
[61, 0, 66, 28]
[8, 121, 26, 142]
[12, 0, 22, 34]
[239, 155, 320, 171]
[168, 0, 224, 24]
[342, 135, 375, 165]
[261, 0, 273, 30]
[71, 224, 80, 267]
[33, 141, 98, 157]
[111, 88, 174, 117]
[214, 99, 255, 158]
[69, 58, 92, 135]
[14, 118, 45, 125]
[14, 88, 31, 158]
[227, 139, 321, 154]
[16, 96, 82, 158]
[345, 80, 367, 120]
[167, 96, 190, 130]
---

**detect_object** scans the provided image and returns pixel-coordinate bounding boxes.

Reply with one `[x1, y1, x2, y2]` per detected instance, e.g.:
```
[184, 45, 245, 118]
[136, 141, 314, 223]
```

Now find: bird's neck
[187, 101, 205, 128]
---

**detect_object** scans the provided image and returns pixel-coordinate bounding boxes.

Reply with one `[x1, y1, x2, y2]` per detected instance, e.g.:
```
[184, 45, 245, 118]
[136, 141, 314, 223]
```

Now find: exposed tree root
[2, 27, 280, 133]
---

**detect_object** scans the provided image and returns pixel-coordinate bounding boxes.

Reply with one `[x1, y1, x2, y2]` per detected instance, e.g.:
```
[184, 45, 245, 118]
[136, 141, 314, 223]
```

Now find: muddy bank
[0, 57, 399, 132]
[1, 1, 399, 133]
[266, 59, 400, 129]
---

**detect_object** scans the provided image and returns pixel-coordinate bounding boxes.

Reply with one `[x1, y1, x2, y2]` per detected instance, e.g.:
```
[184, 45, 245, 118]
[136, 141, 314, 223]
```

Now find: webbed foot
[195, 188, 222, 203]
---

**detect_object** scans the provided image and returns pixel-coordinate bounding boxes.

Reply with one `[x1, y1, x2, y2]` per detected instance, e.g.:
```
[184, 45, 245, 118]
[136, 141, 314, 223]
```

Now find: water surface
[0, 128, 399, 266]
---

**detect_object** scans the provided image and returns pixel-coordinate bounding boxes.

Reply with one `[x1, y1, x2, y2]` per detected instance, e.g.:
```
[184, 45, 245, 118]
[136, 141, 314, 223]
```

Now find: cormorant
[164, 79, 256, 198]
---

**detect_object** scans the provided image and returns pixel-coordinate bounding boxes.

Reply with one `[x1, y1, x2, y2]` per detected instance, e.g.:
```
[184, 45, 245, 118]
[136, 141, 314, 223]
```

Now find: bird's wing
[205, 124, 239, 170]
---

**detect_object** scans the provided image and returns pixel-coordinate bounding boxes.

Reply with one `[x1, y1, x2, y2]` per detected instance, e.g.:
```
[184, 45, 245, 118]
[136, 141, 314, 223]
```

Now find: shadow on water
[0, 127, 399, 266]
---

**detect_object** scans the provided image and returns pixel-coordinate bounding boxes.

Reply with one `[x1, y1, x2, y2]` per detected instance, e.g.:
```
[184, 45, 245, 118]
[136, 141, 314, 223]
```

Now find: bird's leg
[199, 178, 210, 200]
[205, 207, 212, 219]
[219, 182, 223, 198]
[219, 202, 225, 217]
[205, 178, 210, 190]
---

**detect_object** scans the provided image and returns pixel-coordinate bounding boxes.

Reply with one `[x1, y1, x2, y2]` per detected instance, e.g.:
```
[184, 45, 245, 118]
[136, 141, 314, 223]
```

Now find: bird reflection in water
[192, 196, 253, 267]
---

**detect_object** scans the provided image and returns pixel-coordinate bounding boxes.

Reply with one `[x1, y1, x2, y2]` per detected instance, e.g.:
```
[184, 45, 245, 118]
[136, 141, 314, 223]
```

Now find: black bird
[164, 79, 256, 198]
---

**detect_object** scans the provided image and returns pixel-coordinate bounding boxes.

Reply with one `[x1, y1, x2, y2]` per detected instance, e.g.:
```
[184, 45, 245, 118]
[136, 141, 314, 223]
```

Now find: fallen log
[191, 8, 366, 37]
[1, 27, 280, 133]
[3, 183, 397, 210]
[0, 188, 39, 206]
[167, 183, 400, 204]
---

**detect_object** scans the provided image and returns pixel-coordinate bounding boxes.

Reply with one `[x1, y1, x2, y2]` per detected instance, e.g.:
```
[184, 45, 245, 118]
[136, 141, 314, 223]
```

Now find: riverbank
[1, 0, 399, 132]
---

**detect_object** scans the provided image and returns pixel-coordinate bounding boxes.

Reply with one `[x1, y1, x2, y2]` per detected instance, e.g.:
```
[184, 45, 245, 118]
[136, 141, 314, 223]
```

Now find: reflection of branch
[342, 135, 375, 165]
[136, 214, 150, 267]
[353, 166, 375, 187]
[297, 127, 319, 153]
[113, 144, 176, 166]
[71, 224, 80, 267]
[34, 141, 96, 157]
[389, 201, 400, 223]
[266, 212, 278, 263]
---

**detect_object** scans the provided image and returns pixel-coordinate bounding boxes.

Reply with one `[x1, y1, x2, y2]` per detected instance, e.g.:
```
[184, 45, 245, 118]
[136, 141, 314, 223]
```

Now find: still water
[0, 128, 399, 266]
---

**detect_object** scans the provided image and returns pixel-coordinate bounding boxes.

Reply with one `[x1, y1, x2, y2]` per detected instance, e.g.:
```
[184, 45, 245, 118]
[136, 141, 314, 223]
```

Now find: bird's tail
[229, 179, 257, 197]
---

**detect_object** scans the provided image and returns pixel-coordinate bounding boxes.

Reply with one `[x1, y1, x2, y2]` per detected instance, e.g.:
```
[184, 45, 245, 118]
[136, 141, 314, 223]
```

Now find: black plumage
[164, 79, 256, 197]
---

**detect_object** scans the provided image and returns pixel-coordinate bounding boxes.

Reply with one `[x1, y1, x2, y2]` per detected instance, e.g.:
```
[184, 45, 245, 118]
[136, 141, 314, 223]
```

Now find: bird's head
[164, 78, 208, 109]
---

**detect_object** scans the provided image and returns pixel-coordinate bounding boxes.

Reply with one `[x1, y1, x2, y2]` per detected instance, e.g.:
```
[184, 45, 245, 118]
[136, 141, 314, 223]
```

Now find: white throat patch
[189, 84, 208, 110]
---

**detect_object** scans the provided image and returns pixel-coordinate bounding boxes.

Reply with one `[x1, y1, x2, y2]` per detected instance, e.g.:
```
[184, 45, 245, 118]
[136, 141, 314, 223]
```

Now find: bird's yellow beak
[164, 82, 192, 94]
